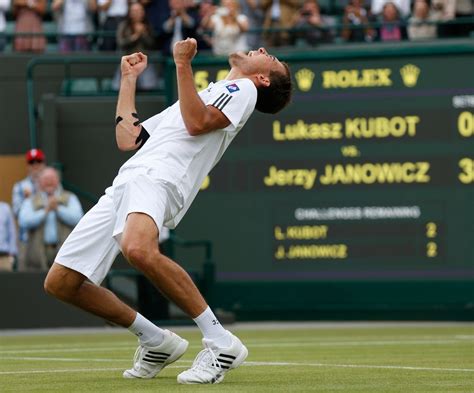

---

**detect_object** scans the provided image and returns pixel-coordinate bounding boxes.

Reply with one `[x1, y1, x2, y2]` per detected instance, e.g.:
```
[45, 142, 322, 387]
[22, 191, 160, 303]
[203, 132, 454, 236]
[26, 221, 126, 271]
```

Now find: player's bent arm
[176, 63, 231, 136]
[115, 76, 141, 151]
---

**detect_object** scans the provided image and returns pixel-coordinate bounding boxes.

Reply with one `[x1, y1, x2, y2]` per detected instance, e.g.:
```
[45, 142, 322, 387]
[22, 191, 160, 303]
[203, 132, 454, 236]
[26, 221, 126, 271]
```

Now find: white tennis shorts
[55, 169, 184, 285]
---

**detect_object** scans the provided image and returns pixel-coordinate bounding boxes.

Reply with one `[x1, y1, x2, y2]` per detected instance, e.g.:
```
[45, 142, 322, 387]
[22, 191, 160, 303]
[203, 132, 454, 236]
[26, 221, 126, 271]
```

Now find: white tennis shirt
[113, 77, 258, 228]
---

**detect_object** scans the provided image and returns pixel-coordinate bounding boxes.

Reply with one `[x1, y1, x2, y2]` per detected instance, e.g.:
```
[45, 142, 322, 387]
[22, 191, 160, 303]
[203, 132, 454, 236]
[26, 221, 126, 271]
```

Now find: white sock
[128, 312, 165, 347]
[193, 306, 231, 347]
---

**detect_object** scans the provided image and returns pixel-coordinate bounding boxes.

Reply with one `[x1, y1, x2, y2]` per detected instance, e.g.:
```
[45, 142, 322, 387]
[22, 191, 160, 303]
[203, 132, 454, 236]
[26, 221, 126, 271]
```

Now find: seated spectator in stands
[18, 167, 83, 271]
[0, 202, 17, 272]
[342, 0, 375, 42]
[240, 0, 264, 48]
[52, 0, 96, 52]
[408, 0, 438, 40]
[97, 0, 128, 51]
[13, 0, 47, 52]
[161, 0, 197, 56]
[371, 0, 410, 17]
[112, 1, 158, 90]
[378, 1, 407, 41]
[261, 0, 300, 47]
[293, 0, 327, 46]
[0, 0, 10, 52]
[12, 148, 46, 271]
[204, 0, 249, 56]
[195, 0, 215, 51]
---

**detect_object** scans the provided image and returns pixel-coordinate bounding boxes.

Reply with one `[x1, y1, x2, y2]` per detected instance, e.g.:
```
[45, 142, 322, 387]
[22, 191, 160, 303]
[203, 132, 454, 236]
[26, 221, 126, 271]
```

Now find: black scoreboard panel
[172, 49, 474, 281]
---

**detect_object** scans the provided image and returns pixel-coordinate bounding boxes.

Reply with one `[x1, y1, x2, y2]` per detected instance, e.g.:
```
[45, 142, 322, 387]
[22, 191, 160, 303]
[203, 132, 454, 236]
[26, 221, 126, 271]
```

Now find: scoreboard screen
[171, 47, 474, 281]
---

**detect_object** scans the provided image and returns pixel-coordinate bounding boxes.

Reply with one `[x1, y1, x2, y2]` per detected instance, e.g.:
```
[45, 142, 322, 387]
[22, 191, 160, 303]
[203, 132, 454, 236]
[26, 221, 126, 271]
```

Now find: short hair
[255, 62, 292, 114]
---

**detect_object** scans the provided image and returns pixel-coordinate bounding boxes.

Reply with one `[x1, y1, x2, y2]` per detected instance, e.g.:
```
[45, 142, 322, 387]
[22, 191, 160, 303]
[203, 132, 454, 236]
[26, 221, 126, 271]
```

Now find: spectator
[261, 0, 300, 47]
[12, 148, 46, 271]
[205, 0, 249, 56]
[371, 0, 411, 17]
[112, 1, 159, 90]
[293, 0, 327, 46]
[97, 0, 128, 51]
[0, 0, 10, 52]
[141, 0, 170, 48]
[240, 0, 264, 48]
[52, 0, 96, 52]
[408, 0, 438, 40]
[195, 0, 215, 51]
[342, 0, 375, 42]
[0, 202, 17, 272]
[378, 1, 407, 41]
[13, 0, 47, 52]
[18, 167, 83, 271]
[161, 0, 197, 56]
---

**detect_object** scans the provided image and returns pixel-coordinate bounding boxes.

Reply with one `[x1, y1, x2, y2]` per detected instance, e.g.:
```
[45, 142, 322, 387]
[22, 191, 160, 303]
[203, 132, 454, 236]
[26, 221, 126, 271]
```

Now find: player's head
[229, 48, 292, 114]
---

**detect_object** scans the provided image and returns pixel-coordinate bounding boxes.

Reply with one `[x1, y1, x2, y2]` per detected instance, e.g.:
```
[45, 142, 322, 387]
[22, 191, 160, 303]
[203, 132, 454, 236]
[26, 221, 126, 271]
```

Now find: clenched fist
[121, 52, 148, 79]
[173, 38, 197, 66]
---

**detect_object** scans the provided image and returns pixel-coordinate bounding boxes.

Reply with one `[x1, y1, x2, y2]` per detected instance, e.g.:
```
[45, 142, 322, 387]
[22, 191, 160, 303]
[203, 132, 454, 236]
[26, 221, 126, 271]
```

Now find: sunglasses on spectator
[28, 159, 44, 164]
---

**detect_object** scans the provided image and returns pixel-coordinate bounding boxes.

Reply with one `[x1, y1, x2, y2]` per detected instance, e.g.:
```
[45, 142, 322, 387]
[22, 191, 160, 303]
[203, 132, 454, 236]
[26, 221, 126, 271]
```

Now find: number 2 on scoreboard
[426, 242, 438, 258]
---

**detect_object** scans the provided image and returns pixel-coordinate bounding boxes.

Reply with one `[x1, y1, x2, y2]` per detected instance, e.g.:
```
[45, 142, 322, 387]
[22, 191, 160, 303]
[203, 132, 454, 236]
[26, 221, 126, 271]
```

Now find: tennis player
[44, 37, 292, 384]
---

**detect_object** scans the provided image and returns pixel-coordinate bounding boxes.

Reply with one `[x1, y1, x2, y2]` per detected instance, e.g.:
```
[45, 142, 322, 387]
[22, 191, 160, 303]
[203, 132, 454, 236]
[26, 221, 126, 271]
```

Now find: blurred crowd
[0, 149, 83, 272]
[0, 0, 472, 54]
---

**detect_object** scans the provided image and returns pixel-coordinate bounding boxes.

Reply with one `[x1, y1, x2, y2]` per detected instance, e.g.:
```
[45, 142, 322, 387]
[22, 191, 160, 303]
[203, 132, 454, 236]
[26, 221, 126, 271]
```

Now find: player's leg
[44, 263, 136, 326]
[121, 212, 248, 384]
[44, 193, 188, 379]
[121, 212, 207, 317]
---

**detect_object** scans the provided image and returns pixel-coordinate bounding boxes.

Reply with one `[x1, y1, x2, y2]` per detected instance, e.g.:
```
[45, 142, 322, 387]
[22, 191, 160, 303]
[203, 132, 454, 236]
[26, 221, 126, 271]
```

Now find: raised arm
[174, 38, 230, 136]
[115, 52, 148, 151]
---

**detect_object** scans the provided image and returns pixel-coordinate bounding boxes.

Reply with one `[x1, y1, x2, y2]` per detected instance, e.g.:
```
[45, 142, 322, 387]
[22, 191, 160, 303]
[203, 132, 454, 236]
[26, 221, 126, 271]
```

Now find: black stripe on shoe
[145, 353, 169, 359]
[212, 363, 230, 369]
[218, 359, 233, 365]
[143, 358, 165, 363]
[147, 351, 171, 356]
[219, 354, 237, 360]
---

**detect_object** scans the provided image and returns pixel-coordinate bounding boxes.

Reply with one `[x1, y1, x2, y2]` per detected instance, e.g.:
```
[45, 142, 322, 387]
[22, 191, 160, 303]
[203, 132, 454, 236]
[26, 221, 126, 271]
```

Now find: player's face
[229, 47, 285, 76]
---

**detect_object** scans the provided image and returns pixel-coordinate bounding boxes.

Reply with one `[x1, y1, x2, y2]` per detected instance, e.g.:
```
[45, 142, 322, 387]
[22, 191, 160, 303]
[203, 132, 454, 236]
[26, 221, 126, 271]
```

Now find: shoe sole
[123, 338, 189, 379]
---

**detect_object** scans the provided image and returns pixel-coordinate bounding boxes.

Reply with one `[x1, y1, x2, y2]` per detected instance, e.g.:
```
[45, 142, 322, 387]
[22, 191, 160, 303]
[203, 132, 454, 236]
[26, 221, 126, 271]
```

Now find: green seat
[61, 78, 99, 96]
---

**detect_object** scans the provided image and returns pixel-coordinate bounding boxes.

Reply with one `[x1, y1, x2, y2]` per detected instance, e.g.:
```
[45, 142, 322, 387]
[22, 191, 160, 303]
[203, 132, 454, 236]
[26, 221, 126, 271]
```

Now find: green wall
[1, 41, 472, 321]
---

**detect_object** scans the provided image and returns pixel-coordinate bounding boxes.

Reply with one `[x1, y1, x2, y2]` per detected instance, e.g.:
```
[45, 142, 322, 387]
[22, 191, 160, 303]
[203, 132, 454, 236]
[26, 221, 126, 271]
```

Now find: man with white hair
[19, 167, 83, 270]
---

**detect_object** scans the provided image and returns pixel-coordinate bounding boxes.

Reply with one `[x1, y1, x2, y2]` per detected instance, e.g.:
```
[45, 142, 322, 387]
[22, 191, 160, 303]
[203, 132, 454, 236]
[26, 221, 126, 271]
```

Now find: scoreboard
[170, 46, 474, 282]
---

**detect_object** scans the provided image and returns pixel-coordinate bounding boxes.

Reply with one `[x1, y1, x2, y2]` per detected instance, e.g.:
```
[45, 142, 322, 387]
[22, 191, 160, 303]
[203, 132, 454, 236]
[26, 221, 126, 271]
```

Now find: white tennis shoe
[123, 329, 189, 379]
[177, 331, 248, 384]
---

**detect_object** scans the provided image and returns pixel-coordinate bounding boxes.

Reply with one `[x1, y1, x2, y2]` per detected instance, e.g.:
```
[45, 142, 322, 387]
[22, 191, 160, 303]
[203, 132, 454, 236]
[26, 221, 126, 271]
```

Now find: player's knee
[44, 271, 65, 299]
[122, 242, 148, 266]
[44, 264, 80, 301]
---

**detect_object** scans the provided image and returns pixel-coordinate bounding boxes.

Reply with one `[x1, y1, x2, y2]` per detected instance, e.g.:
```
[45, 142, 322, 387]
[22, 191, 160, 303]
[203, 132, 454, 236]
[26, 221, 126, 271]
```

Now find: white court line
[246, 362, 474, 373]
[0, 357, 131, 363]
[1, 361, 473, 376]
[0, 346, 135, 355]
[0, 339, 469, 355]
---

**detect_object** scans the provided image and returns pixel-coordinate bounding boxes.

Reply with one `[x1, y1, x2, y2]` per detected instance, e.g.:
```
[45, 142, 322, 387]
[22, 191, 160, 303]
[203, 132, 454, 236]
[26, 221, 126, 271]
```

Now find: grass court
[0, 323, 472, 392]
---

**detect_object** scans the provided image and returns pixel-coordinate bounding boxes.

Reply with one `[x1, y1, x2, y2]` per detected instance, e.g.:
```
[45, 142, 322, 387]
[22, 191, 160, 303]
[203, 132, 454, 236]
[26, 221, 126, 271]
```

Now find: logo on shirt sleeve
[225, 83, 240, 93]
